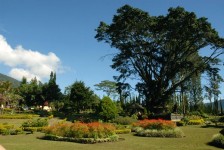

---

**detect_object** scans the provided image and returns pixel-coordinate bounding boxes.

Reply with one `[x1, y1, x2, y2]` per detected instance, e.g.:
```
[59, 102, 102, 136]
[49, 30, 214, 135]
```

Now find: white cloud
[0, 35, 62, 81]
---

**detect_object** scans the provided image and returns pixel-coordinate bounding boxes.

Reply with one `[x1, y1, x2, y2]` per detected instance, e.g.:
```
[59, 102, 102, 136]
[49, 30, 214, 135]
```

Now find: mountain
[205, 99, 224, 110]
[0, 73, 20, 87]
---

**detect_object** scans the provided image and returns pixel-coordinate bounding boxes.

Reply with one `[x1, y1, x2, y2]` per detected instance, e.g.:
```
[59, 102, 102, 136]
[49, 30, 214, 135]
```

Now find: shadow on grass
[201, 125, 224, 128]
[207, 141, 224, 149]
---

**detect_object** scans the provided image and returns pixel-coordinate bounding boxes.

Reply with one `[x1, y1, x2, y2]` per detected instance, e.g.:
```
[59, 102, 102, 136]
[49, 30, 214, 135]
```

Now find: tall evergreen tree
[42, 72, 62, 104]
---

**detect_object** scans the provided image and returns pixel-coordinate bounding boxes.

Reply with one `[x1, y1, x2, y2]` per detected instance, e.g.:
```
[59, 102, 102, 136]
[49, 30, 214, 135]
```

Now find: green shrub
[188, 119, 204, 125]
[131, 126, 143, 133]
[210, 134, 224, 148]
[187, 115, 202, 120]
[176, 121, 185, 126]
[0, 124, 23, 135]
[22, 118, 48, 127]
[181, 117, 189, 125]
[112, 116, 137, 125]
[10, 128, 24, 135]
[99, 96, 118, 121]
[115, 129, 131, 134]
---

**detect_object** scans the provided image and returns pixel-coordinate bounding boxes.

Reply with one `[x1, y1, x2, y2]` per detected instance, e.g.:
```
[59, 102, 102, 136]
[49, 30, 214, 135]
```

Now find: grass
[0, 119, 222, 150]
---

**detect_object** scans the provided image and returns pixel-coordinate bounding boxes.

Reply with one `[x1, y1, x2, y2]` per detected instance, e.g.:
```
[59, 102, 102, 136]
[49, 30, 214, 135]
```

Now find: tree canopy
[67, 81, 96, 113]
[95, 5, 224, 113]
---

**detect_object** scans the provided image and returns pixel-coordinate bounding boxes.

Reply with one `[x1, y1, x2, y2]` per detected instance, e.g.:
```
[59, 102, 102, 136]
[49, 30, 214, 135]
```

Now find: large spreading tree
[95, 5, 224, 113]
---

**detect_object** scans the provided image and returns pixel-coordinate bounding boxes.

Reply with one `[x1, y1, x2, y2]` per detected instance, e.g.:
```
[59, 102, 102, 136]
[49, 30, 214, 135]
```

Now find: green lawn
[0, 119, 222, 150]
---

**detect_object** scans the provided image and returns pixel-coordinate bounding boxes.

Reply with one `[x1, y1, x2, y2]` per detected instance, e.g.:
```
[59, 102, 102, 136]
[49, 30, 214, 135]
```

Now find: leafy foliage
[99, 96, 118, 121]
[66, 81, 99, 113]
[95, 5, 224, 113]
[112, 116, 137, 125]
[210, 134, 224, 148]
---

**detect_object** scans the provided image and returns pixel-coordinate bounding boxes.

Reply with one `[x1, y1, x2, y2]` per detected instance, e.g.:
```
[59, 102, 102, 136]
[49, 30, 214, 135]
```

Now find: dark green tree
[18, 77, 44, 107]
[67, 81, 95, 113]
[0, 81, 22, 109]
[42, 72, 62, 104]
[187, 74, 203, 112]
[205, 64, 223, 115]
[95, 5, 224, 113]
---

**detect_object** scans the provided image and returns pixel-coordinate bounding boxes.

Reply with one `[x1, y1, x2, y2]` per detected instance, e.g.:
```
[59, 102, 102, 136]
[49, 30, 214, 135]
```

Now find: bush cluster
[176, 121, 185, 126]
[43, 121, 118, 142]
[21, 118, 49, 133]
[0, 123, 23, 135]
[210, 134, 224, 148]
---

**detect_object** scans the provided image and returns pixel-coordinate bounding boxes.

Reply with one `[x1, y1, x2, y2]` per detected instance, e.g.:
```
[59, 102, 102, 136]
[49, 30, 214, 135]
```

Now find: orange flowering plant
[133, 119, 176, 130]
[44, 121, 116, 139]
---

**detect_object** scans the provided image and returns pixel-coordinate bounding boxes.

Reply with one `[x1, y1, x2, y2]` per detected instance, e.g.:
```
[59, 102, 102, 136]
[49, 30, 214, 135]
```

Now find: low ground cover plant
[42, 121, 119, 143]
[132, 119, 184, 138]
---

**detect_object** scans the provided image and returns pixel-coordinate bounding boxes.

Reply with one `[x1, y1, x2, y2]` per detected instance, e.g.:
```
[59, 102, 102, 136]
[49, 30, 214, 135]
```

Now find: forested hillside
[0, 73, 20, 87]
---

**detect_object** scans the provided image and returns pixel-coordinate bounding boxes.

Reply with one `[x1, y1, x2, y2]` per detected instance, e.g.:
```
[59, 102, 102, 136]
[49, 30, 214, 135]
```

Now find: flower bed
[132, 119, 184, 138]
[133, 119, 176, 130]
[42, 122, 119, 144]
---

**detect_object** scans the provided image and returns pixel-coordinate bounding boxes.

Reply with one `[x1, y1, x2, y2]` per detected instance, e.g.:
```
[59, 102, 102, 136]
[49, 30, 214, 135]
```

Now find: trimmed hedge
[115, 129, 131, 134]
[188, 119, 204, 125]
[0, 123, 23, 135]
[21, 118, 49, 133]
[0, 114, 39, 119]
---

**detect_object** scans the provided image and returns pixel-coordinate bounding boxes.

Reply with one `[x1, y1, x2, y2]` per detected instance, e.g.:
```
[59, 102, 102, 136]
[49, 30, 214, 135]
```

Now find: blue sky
[0, 0, 223, 98]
